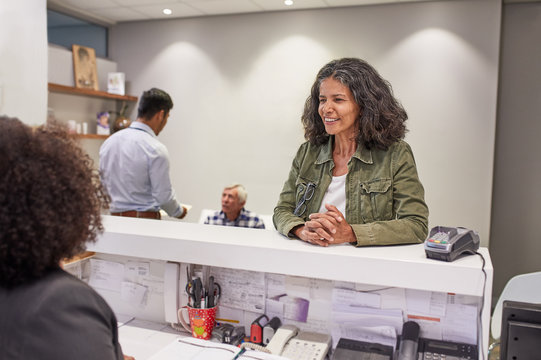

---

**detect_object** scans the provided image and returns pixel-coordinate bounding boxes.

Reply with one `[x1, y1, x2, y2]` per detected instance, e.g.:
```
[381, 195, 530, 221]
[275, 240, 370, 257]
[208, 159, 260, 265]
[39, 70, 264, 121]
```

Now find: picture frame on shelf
[97, 111, 111, 135]
[72, 44, 99, 91]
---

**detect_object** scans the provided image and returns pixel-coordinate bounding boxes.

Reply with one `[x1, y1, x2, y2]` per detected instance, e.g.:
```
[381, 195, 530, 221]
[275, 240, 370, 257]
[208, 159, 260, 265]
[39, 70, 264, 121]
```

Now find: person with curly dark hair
[0, 116, 133, 359]
[273, 58, 429, 246]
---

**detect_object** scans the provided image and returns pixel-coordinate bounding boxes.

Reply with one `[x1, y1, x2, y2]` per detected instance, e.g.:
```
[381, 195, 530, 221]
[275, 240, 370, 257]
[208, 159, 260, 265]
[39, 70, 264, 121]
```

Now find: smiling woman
[273, 57, 429, 247]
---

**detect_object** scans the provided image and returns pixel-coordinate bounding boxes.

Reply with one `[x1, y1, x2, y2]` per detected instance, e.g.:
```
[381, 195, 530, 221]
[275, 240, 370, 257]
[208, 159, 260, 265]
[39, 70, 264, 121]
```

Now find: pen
[192, 278, 203, 308]
[232, 347, 246, 360]
[208, 276, 215, 307]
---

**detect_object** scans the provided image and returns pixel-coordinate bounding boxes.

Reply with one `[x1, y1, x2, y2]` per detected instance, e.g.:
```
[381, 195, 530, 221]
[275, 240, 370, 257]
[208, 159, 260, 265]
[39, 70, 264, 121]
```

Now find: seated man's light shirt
[204, 208, 266, 229]
[318, 174, 347, 216]
[99, 122, 182, 217]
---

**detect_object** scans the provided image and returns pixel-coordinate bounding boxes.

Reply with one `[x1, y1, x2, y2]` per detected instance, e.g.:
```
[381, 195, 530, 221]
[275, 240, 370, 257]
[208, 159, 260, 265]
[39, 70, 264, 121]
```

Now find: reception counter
[88, 215, 493, 358]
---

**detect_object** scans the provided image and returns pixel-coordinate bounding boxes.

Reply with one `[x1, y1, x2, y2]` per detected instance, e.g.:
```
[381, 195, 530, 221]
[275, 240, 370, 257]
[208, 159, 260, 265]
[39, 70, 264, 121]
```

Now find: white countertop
[89, 216, 492, 297]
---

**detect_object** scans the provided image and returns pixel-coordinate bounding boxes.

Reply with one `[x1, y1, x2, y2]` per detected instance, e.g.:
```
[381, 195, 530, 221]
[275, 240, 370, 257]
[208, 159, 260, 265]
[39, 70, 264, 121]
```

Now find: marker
[232, 347, 246, 360]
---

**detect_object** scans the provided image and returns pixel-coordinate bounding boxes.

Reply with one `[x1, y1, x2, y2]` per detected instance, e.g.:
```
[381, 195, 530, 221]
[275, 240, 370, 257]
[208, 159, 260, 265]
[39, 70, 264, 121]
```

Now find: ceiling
[47, 0, 444, 25]
[47, 0, 540, 25]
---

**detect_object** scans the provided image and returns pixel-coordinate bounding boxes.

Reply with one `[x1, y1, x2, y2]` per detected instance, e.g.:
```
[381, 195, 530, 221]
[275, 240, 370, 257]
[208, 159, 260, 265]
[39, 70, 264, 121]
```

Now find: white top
[318, 174, 347, 215]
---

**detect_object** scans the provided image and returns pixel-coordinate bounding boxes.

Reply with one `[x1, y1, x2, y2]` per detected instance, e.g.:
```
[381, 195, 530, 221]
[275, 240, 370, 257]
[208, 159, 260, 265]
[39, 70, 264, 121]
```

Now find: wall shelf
[48, 82, 138, 102]
[47, 83, 136, 165]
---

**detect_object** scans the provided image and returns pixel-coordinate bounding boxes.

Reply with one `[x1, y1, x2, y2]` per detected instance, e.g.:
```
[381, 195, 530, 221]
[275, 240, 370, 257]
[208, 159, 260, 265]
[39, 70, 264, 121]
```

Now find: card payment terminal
[424, 226, 480, 262]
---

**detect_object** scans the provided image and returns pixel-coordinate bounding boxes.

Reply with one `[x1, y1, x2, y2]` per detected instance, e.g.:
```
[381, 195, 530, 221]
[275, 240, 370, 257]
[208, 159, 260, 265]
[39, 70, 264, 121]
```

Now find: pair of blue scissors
[186, 277, 203, 308]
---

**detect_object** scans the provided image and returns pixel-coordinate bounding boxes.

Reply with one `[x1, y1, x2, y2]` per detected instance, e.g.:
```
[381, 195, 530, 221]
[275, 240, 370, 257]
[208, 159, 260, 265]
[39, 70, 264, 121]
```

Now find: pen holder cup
[178, 306, 217, 340]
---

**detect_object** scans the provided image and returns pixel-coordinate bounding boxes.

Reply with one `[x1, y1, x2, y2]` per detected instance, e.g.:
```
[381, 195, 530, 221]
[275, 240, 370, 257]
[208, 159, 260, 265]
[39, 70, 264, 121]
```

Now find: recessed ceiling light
[284, 0, 293, 5]
[163, 8, 172, 15]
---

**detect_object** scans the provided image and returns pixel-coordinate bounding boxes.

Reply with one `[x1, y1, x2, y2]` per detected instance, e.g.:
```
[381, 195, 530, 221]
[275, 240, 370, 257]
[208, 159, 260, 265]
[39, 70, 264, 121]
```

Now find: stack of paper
[331, 288, 403, 349]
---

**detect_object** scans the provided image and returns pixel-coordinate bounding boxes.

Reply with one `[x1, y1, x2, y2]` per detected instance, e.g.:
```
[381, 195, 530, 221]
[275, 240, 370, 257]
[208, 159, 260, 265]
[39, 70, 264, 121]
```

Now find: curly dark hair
[0, 117, 109, 288]
[302, 58, 408, 150]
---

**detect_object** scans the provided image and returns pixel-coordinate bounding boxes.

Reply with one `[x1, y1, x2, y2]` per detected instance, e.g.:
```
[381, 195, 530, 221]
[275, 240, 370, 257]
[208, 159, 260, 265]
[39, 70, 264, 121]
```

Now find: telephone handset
[265, 324, 299, 354]
[241, 324, 331, 360]
[268, 325, 331, 360]
[280, 330, 332, 360]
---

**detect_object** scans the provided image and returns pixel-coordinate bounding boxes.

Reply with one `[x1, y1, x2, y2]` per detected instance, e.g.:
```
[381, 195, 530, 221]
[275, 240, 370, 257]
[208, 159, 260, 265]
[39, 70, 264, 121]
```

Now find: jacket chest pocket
[359, 178, 393, 222]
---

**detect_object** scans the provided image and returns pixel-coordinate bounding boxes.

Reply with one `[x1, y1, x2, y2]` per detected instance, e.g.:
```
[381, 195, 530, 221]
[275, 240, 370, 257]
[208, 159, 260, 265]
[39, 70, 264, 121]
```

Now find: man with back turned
[99, 88, 188, 220]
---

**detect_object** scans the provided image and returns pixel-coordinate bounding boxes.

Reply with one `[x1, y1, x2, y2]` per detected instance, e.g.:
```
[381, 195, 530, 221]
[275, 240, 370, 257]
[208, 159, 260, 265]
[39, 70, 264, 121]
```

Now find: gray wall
[489, 2, 541, 301]
[110, 0, 500, 244]
[0, 1, 47, 125]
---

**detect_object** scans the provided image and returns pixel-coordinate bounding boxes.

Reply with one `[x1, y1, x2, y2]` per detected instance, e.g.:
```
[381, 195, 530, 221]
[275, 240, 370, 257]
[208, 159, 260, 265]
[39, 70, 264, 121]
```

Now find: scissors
[186, 277, 203, 308]
[206, 276, 221, 308]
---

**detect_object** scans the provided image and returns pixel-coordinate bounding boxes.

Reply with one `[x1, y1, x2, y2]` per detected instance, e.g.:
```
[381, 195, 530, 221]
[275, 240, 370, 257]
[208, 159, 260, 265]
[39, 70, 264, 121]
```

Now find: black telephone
[424, 226, 480, 262]
[331, 338, 393, 360]
[418, 338, 478, 360]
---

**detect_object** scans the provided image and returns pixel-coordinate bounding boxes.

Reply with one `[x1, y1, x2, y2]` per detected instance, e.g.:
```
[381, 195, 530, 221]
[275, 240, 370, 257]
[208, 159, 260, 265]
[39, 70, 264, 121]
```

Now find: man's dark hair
[137, 88, 174, 120]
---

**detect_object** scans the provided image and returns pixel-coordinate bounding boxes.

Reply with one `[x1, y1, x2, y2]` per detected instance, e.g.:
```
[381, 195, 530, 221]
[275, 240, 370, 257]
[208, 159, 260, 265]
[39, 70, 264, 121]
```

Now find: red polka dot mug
[178, 306, 217, 340]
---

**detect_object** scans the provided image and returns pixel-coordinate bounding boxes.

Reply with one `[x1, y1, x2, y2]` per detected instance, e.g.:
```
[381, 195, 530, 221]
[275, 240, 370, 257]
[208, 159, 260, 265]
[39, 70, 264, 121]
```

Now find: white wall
[109, 0, 500, 244]
[0, 1, 47, 125]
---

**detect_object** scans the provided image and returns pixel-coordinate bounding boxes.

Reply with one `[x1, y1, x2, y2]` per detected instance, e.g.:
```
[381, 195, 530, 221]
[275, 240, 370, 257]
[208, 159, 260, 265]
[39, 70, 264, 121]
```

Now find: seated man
[204, 184, 265, 229]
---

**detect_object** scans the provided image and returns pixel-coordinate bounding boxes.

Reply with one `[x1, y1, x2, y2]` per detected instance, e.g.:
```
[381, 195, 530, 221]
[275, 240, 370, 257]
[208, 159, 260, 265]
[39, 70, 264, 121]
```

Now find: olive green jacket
[273, 137, 429, 246]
